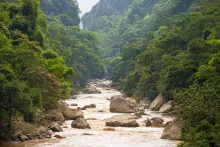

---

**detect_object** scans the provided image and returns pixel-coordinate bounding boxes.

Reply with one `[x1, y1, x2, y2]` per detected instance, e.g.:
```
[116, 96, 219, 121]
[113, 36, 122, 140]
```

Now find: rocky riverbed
[3, 79, 180, 147]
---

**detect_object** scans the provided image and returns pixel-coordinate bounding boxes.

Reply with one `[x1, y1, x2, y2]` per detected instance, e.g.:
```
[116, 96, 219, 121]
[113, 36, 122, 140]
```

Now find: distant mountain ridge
[81, 0, 133, 30]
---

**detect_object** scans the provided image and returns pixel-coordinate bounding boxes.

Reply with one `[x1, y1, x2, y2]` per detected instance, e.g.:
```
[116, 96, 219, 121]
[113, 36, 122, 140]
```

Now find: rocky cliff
[81, 0, 134, 30]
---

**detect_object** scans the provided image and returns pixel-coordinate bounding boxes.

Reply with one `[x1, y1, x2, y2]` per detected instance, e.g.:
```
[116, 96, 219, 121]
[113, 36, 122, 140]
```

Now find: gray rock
[161, 119, 182, 140]
[70, 103, 78, 106]
[50, 123, 63, 132]
[105, 114, 139, 127]
[82, 133, 94, 135]
[110, 97, 138, 113]
[71, 117, 91, 129]
[54, 135, 66, 139]
[151, 117, 164, 127]
[149, 94, 164, 111]
[90, 104, 96, 108]
[59, 101, 83, 120]
[159, 101, 173, 113]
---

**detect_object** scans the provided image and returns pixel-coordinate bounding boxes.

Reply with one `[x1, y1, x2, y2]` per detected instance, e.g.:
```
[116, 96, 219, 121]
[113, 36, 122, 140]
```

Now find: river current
[4, 80, 180, 147]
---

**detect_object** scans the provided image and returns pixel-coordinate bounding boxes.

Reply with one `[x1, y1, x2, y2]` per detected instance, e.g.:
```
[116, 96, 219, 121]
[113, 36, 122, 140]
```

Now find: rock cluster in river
[15, 81, 180, 143]
[15, 126, 52, 142]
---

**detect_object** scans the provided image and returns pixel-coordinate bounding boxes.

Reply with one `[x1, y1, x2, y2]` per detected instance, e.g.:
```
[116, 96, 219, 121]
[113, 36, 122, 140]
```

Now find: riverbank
[2, 79, 180, 147]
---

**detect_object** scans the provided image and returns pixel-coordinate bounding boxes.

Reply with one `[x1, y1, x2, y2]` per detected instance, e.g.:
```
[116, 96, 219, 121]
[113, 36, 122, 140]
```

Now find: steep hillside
[39, 0, 106, 87]
[81, 0, 133, 30]
[0, 0, 105, 140]
[83, 0, 220, 146]
[40, 0, 80, 26]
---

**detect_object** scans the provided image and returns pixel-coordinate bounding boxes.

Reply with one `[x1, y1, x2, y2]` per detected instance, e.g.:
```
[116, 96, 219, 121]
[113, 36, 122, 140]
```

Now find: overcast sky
[77, 0, 99, 17]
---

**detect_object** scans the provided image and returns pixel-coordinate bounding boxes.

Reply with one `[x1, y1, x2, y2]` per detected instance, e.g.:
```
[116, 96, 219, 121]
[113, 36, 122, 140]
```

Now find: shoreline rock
[149, 94, 164, 111]
[161, 119, 182, 140]
[50, 123, 63, 132]
[159, 101, 173, 113]
[59, 101, 83, 120]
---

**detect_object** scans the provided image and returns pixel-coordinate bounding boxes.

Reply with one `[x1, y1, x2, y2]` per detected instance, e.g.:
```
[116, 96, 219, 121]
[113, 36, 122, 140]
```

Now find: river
[3, 80, 180, 147]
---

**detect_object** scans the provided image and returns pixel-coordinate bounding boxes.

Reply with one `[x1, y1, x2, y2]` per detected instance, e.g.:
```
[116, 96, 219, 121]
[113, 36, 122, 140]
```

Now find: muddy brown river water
[3, 80, 180, 147]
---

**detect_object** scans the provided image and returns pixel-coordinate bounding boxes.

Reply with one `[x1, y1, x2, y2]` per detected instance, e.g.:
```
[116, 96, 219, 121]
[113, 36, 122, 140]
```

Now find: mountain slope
[82, 0, 220, 146]
[0, 0, 105, 140]
[81, 0, 133, 30]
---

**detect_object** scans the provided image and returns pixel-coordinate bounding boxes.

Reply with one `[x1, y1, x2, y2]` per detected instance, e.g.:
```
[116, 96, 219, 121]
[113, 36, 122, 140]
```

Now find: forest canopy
[83, 0, 220, 146]
[0, 0, 105, 140]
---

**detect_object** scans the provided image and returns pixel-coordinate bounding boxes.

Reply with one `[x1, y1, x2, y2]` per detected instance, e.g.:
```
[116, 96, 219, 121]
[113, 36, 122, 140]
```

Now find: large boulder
[59, 101, 83, 120]
[161, 119, 182, 140]
[50, 123, 63, 132]
[151, 117, 164, 127]
[82, 86, 101, 94]
[105, 114, 139, 127]
[110, 98, 138, 113]
[71, 117, 91, 129]
[149, 94, 164, 111]
[45, 110, 65, 124]
[110, 95, 125, 100]
[159, 101, 173, 113]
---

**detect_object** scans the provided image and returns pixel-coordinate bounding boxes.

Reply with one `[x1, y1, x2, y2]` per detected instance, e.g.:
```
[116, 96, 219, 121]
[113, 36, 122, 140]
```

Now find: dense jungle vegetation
[0, 0, 220, 146]
[0, 0, 105, 140]
[84, 0, 220, 146]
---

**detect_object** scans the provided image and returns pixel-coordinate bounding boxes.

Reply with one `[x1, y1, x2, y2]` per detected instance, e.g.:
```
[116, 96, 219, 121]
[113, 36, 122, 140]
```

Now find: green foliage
[40, 0, 80, 26]
[175, 81, 220, 147]
[0, 0, 105, 140]
[87, 0, 220, 145]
